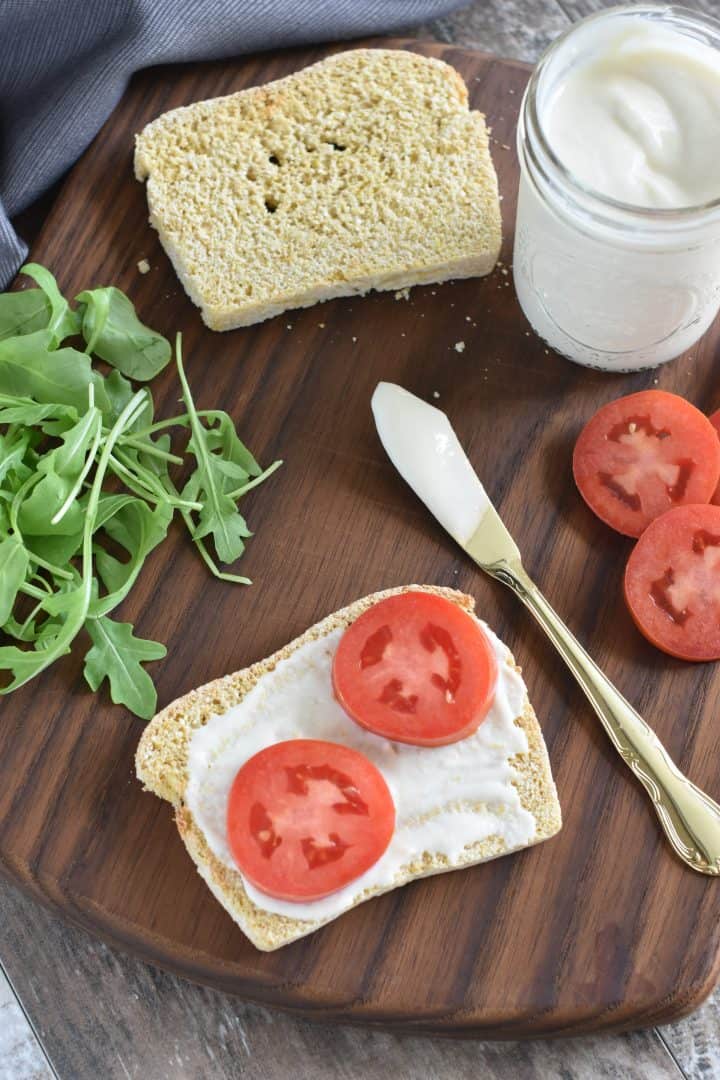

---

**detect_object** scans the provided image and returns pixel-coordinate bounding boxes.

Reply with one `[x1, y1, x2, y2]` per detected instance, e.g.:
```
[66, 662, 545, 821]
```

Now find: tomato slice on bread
[573, 391, 720, 537]
[624, 504, 720, 661]
[332, 591, 497, 746]
[227, 739, 395, 901]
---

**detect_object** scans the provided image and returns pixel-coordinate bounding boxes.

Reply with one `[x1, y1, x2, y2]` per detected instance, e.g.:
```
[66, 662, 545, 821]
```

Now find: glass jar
[512, 4, 720, 372]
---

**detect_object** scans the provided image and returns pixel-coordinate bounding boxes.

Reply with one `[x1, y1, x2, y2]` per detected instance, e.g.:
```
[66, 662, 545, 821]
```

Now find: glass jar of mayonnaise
[513, 4, 720, 372]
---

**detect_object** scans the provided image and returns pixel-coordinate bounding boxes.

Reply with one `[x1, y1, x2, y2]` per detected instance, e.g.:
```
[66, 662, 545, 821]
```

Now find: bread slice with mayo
[133, 49, 502, 330]
[135, 585, 561, 951]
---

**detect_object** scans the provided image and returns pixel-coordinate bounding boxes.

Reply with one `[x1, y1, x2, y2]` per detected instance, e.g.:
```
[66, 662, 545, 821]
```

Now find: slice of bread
[133, 49, 502, 330]
[136, 585, 561, 951]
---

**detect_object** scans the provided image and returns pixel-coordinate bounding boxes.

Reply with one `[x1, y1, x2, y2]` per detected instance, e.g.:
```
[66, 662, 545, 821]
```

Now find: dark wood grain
[0, 875, 683, 1080]
[2, 37, 720, 1041]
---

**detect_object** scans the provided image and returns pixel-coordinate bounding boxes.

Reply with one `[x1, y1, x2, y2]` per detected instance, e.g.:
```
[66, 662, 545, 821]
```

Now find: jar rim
[524, 3, 720, 223]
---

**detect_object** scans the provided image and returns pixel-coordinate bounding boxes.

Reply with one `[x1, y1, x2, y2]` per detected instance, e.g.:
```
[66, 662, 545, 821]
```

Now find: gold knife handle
[490, 558, 720, 876]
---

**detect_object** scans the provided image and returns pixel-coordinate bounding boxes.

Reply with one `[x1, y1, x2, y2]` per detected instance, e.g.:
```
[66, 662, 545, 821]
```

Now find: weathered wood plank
[419, 0, 569, 61]
[0, 964, 53, 1080]
[661, 996, 720, 1080]
[556, 0, 715, 22]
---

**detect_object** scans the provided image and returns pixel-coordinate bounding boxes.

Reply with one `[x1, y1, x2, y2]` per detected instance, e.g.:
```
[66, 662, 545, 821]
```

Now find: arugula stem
[116, 433, 183, 465]
[9, 472, 41, 535]
[227, 459, 283, 500]
[15, 598, 47, 641]
[19, 582, 49, 601]
[110, 447, 202, 510]
[51, 409, 102, 525]
[107, 454, 166, 503]
[130, 409, 226, 438]
[26, 551, 74, 581]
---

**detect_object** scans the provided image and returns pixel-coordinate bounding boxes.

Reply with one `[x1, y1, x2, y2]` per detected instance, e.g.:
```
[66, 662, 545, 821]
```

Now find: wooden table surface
[2, 1, 720, 1077]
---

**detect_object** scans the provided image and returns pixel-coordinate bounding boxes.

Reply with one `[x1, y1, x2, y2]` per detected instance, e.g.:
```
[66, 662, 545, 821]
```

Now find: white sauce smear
[371, 382, 490, 547]
[544, 25, 720, 209]
[186, 620, 535, 922]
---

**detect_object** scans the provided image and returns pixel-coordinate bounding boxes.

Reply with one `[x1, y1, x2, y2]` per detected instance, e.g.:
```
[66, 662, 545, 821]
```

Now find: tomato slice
[709, 410, 720, 506]
[227, 739, 395, 901]
[332, 592, 497, 746]
[573, 391, 720, 537]
[624, 504, 720, 661]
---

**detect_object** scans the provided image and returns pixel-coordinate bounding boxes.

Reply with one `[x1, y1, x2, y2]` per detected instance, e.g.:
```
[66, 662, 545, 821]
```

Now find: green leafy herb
[84, 616, 166, 720]
[76, 286, 171, 380]
[0, 266, 281, 717]
[0, 537, 29, 624]
[22, 263, 80, 345]
[176, 336, 254, 564]
[0, 290, 51, 342]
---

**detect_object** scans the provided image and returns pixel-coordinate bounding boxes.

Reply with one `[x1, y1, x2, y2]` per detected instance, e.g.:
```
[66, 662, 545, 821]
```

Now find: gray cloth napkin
[0, 0, 467, 288]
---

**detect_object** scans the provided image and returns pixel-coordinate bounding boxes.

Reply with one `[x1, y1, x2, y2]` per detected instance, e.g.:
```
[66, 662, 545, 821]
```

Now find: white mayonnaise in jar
[513, 5, 720, 372]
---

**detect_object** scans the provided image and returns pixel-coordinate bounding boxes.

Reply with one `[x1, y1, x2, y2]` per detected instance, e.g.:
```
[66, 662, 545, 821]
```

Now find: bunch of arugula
[0, 265, 281, 719]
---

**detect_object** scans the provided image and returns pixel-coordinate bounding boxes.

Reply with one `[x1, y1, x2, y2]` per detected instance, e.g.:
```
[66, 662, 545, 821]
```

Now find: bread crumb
[653, 378, 659, 384]
[394, 287, 411, 301]
[137, 259, 150, 274]
[501, 268, 508, 275]
[286, 323, 292, 330]
[352, 336, 357, 343]
[454, 341, 466, 353]
[465, 315, 471, 321]
[432, 390, 440, 399]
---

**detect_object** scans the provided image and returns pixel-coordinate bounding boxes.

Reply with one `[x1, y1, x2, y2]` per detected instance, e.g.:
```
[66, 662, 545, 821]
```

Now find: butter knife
[372, 381, 720, 875]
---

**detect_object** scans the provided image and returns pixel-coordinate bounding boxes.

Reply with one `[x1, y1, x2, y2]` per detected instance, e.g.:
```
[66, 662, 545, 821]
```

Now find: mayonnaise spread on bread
[185, 619, 535, 921]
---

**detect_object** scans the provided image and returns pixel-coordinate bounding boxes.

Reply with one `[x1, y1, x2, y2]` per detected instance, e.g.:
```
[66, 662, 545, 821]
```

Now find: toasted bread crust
[136, 585, 561, 950]
[133, 49, 502, 330]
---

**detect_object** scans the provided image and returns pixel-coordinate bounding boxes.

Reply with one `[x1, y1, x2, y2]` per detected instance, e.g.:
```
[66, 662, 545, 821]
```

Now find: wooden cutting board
[2, 38, 720, 1039]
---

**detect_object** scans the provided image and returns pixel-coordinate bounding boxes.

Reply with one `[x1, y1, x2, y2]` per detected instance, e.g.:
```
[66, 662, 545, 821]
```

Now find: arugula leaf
[0, 270, 278, 717]
[17, 408, 101, 536]
[0, 389, 147, 694]
[183, 469, 252, 563]
[83, 616, 166, 719]
[24, 491, 140, 570]
[0, 428, 34, 487]
[0, 332, 113, 416]
[91, 499, 172, 617]
[202, 412, 262, 486]
[0, 394, 78, 428]
[0, 290, 51, 342]
[0, 537, 29, 623]
[175, 336, 254, 564]
[21, 264, 79, 346]
[76, 287, 171, 381]
[104, 367, 134, 419]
